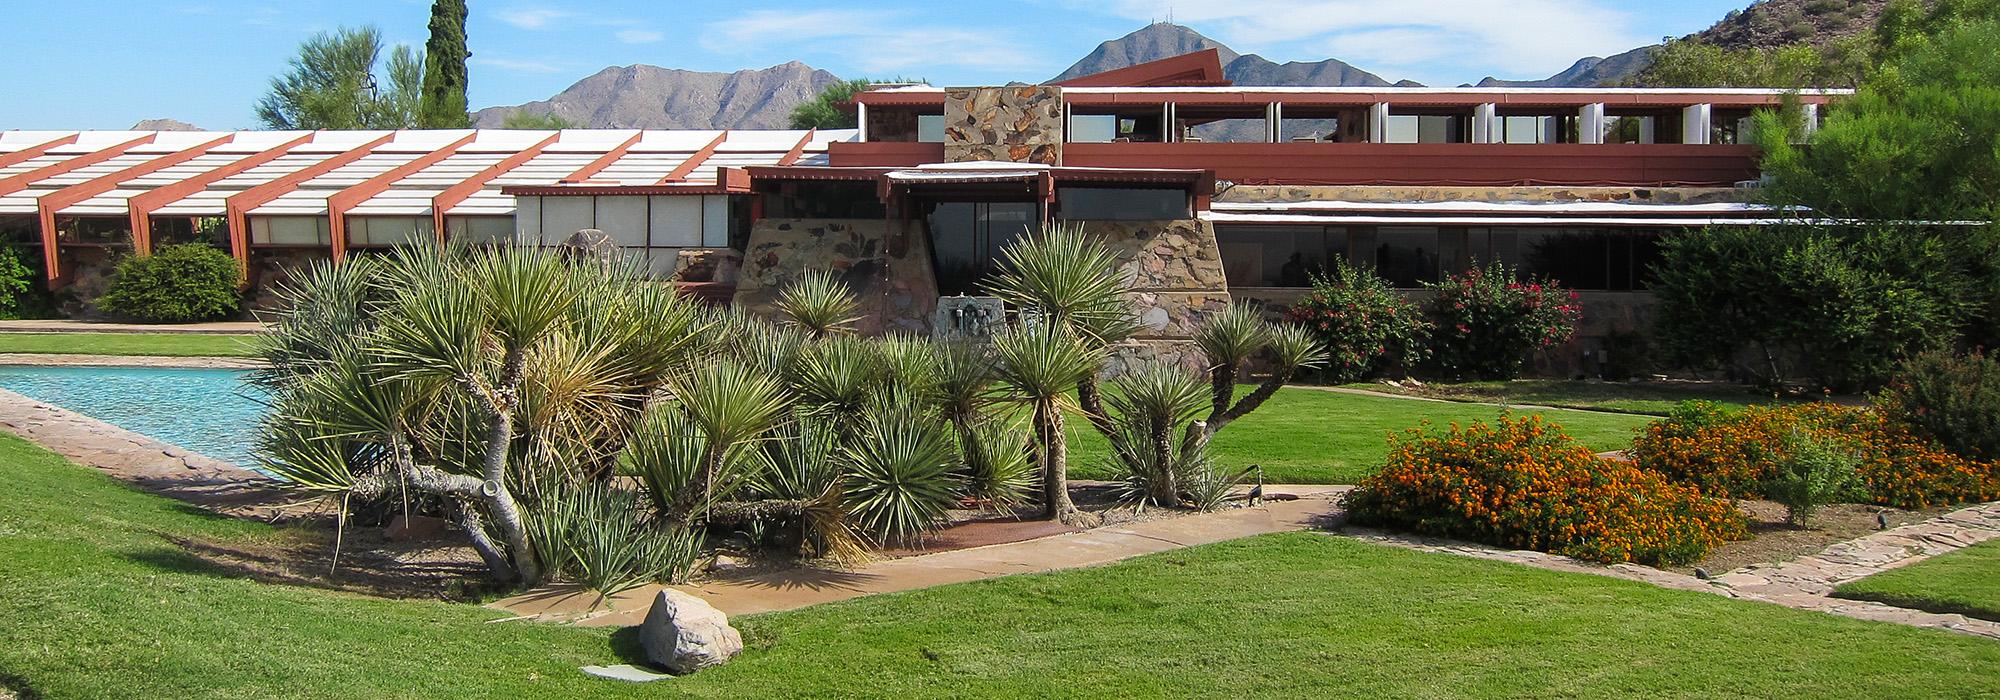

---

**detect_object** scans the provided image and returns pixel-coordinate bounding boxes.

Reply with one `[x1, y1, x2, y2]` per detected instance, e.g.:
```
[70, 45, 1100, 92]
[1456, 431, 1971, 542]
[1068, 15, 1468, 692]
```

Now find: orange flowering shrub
[1629, 402, 2000, 509]
[1346, 415, 1746, 566]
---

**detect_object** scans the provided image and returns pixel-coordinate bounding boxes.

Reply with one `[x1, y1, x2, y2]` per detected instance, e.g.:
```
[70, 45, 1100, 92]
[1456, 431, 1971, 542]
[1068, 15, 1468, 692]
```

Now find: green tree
[256, 26, 426, 130]
[1630, 36, 1870, 89]
[417, 0, 471, 128]
[788, 78, 874, 129]
[500, 111, 574, 129]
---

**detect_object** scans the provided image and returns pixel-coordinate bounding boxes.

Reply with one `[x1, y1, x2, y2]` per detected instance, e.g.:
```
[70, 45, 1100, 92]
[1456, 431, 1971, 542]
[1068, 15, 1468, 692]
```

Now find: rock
[640, 589, 742, 674]
[560, 229, 620, 265]
[706, 554, 749, 573]
[385, 514, 451, 542]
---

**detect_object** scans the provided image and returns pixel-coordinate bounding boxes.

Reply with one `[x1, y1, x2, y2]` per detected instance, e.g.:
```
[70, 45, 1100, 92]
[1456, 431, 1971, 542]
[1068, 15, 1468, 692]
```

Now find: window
[1470, 227, 1663, 291]
[0, 215, 35, 245]
[251, 216, 330, 246]
[347, 217, 433, 248]
[917, 115, 946, 143]
[517, 194, 752, 278]
[1056, 187, 1188, 221]
[56, 217, 130, 245]
[447, 216, 516, 245]
[927, 201, 1039, 297]
[1386, 115, 1464, 144]
[760, 181, 886, 219]
[1069, 114, 1117, 143]
[1216, 225, 1349, 287]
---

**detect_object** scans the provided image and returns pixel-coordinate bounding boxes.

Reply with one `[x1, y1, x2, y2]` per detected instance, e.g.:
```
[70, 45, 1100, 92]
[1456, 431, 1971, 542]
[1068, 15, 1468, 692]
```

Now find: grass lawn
[1342, 378, 1796, 416]
[1834, 539, 2000, 622]
[1069, 386, 1653, 484]
[3, 434, 1998, 698]
[0, 332, 259, 357]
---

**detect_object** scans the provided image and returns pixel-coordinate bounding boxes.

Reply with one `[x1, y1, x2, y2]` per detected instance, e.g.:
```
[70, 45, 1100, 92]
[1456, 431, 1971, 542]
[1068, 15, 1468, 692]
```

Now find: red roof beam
[0, 133, 81, 171]
[325, 132, 478, 263]
[560, 131, 644, 183]
[777, 129, 817, 166]
[127, 133, 316, 256]
[224, 133, 397, 279]
[6, 133, 159, 284]
[431, 132, 561, 239]
[37, 133, 236, 277]
[656, 131, 729, 184]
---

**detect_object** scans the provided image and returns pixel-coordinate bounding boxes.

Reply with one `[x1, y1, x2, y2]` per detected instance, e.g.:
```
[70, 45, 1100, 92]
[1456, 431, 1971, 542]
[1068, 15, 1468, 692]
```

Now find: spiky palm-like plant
[841, 398, 963, 543]
[990, 323, 1104, 525]
[775, 269, 862, 338]
[958, 415, 1037, 511]
[1103, 364, 1210, 506]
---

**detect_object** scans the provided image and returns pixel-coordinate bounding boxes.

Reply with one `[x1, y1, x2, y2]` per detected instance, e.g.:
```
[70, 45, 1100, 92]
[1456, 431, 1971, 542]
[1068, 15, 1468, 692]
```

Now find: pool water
[0, 365, 266, 468]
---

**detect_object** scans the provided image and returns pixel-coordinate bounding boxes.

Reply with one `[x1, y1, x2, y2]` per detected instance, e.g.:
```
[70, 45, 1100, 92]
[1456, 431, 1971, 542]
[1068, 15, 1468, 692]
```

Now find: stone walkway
[491, 486, 1352, 626]
[0, 387, 287, 518]
[1350, 500, 2000, 641]
[0, 319, 264, 334]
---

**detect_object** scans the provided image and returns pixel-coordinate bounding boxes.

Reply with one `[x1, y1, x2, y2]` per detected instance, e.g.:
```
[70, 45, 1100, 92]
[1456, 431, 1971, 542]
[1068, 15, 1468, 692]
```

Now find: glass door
[926, 201, 1040, 297]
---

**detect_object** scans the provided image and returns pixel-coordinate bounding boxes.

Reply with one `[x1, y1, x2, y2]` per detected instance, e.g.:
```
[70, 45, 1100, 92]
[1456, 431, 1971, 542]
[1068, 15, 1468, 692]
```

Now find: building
[0, 50, 1844, 371]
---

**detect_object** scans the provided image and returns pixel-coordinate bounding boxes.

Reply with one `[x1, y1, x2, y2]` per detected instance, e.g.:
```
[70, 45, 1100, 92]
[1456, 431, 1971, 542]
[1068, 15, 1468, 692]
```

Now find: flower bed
[1628, 402, 2000, 509]
[1346, 415, 1745, 566]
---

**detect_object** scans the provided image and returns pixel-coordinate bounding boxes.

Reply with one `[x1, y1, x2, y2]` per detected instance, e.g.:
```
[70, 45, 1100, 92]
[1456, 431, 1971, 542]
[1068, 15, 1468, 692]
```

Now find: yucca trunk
[1036, 401, 1090, 525]
[473, 348, 541, 585]
[1146, 413, 1177, 505]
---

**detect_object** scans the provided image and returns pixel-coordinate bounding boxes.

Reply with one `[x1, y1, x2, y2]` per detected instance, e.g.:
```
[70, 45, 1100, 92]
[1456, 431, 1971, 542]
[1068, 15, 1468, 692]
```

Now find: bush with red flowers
[1284, 260, 1429, 383]
[1424, 262, 1582, 380]
[1628, 401, 2000, 509]
[1345, 414, 1746, 566]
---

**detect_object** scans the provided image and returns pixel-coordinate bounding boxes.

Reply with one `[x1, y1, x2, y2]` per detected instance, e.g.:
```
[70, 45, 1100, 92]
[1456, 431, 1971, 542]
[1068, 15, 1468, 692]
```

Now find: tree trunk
[472, 347, 541, 585]
[1038, 402, 1096, 526]
[1207, 360, 1239, 423]
[1206, 373, 1288, 438]
[454, 499, 516, 580]
[1145, 414, 1177, 506]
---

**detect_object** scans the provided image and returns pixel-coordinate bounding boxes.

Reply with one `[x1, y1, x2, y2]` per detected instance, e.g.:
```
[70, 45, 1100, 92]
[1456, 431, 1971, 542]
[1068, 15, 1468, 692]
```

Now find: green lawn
[0, 332, 260, 357]
[1070, 386, 1654, 484]
[1834, 539, 2000, 622]
[3, 433, 1997, 698]
[1342, 379, 1796, 416]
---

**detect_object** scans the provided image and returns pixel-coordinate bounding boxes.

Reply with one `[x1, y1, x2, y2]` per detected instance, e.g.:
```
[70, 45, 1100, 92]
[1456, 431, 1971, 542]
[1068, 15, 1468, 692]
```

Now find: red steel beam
[0, 133, 156, 198]
[225, 133, 397, 279]
[657, 131, 729, 184]
[36, 134, 236, 281]
[127, 132, 316, 256]
[776, 129, 817, 167]
[326, 132, 478, 262]
[0, 133, 81, 171]
[560, 131, 643, 183]
[431, 132, 560, 239]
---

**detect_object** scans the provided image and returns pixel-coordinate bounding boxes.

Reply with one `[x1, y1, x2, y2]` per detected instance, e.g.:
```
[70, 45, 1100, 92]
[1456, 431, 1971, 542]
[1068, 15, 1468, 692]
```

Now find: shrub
[1874, 349, 2000, 461]
[1423, 263, 1581, 380]
[1765, 431, 1863, 527]
[1629, 401, 2000, 509]
[95, 243, 242, 322]
[1345, 414, 1746, 566]
[1284, 260, 1428, 383]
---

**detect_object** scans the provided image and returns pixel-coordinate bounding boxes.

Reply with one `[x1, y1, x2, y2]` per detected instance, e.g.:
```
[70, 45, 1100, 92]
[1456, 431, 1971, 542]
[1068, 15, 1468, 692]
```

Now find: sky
[0, 1, 1753, 130]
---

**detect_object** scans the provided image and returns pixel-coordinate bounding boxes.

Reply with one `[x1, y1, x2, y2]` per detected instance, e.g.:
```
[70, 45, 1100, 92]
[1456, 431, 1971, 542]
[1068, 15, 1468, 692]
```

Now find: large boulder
[639, 589, 742, 674]
[559, 229, 621, 266]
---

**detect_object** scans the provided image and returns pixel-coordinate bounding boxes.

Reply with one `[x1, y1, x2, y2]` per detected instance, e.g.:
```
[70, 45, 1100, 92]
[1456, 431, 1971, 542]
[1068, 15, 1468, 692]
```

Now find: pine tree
[417, 0, 470, 128]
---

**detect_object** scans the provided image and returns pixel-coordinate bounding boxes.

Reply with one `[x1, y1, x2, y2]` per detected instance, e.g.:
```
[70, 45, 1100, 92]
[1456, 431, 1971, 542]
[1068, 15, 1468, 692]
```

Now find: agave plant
[840, 397, 963, 543]
[775, 269, 862, 338]
[990, 322, 1104, 525]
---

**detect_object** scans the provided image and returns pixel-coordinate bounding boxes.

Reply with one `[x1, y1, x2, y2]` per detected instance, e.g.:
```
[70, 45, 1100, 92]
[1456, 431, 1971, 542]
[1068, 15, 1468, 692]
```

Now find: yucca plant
[1103, 364, 1210, 506]
[841, 398, 963, 543]
[990, 322, 1104, 525]
[748, 414, 865, 560]
[958, 415, 1037, 511]
[789, 334, 882, 423]
[983, 223, 1135, 343]
[775, 269, 862, 338]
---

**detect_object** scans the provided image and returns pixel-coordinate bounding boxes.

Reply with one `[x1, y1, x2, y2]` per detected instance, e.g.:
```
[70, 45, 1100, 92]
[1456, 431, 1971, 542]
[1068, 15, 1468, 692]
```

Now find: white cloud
[615, 29, 665, 44]
[703, 10, 1040, 77]
[496, 8, 570, 30]
[472, 56, 567, 74]
[1089, 0, 1652, 83]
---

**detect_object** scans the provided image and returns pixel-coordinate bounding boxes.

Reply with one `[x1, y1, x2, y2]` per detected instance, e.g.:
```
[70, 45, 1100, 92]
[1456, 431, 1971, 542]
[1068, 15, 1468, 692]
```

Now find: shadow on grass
[1833, 591, 2000, 624]
[0, 670, 45, 700]
[607, 626, 651, 666]
[121, 531, 486, 601]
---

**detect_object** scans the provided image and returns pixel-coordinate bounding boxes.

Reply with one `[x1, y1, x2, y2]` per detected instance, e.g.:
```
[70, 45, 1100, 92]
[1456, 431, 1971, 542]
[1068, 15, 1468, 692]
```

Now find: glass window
[647, 196, 702, 247]
[448, 216, 516, 245]
[57, 217, 130, 245]
[1069, 114, 1117, 143]
[1057, 187, 1188, 221]
[1216, 225, 1349, 288]
[761, 181, 886, 219]
[1373, 226, 1441, 288]
[540, 197, 594, 244]
[917, 115, 945, 143]
[928, 201, 1039, 297]
[251, 216, 330, 246]
[347, 216, 432, 248]
[702, 195, 731, 247]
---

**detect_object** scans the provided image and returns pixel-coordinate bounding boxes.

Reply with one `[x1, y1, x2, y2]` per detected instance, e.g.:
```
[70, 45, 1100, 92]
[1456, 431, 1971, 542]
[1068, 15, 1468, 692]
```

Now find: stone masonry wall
[1081, 219, 1233, 341]
[944, 86, 1064, 165]
[734, 218, 939, 334]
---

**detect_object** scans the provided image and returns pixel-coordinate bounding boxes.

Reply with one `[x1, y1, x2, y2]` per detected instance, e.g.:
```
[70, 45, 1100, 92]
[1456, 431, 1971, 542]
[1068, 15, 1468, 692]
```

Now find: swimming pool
[0, 365, 265, 468]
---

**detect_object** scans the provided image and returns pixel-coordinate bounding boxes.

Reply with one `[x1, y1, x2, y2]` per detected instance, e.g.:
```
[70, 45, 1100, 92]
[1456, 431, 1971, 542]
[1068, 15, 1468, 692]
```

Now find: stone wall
[1080, 219, 1232, 341]
[943, 86, 1063, 165]
[247, 248, 329, 312]
[734, 218, 939, 334]
[53, 247, 124, 318]
[1218, 184, 1751, 205]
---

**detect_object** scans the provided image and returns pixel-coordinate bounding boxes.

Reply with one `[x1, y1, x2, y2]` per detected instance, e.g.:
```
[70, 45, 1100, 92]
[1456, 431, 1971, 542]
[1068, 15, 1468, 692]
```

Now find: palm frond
[983, 222, 1136, 345]
[840, 399, 962, 543]
[775, 269, 862, 337]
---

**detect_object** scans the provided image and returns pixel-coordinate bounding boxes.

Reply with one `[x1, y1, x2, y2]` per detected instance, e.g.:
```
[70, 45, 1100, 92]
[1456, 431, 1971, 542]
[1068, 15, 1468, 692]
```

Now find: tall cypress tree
[417, 0, 470, 128]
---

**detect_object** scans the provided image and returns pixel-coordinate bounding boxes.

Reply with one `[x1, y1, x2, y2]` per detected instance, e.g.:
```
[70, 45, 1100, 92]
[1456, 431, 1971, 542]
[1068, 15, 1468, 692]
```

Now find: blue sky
[1, 1, 1751, 130]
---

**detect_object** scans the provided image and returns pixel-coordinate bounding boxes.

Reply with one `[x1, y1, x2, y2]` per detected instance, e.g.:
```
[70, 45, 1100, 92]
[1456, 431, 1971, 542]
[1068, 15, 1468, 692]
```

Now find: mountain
[1051, 23, 1401, 87]
[473, 62, 842, 129]
[130, 118, 202, 131]
[1473, 46, 1656, 88]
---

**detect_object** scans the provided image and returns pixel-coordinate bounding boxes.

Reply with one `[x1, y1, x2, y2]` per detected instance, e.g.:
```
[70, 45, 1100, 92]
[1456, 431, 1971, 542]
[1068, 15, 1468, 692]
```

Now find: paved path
[0, 388, 286, 518]
[491, 486, 1352, 626]
[0, 319, 264, 334]
[1351, 500, 2000, 641]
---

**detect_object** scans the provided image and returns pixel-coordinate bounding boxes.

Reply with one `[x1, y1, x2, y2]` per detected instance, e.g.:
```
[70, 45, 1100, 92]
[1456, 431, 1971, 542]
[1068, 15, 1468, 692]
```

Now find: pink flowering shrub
[1284, 260, 1429, 383]
[1425, 263, 1582, 380]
